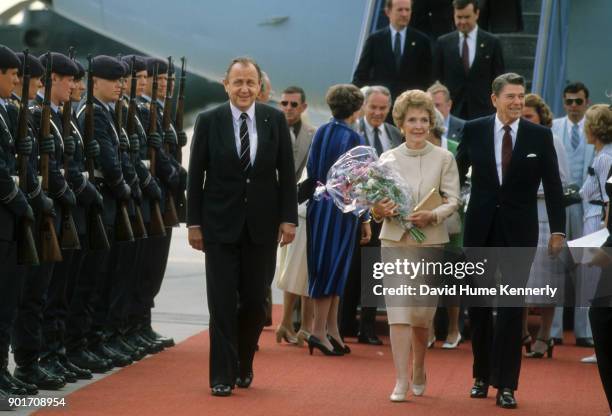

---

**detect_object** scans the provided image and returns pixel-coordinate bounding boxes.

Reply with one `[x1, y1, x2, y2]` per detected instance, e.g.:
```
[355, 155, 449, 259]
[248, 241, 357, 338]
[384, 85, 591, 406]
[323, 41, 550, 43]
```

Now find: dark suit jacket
[353, 26, 433, 101]
[358, 119, 403, 152]
[456, 115, 565, 246]
[410, 0, 455, 40]
[435, 29, 505, 120]
[187, 102, 298, 245]
[447, 114, 465, 142]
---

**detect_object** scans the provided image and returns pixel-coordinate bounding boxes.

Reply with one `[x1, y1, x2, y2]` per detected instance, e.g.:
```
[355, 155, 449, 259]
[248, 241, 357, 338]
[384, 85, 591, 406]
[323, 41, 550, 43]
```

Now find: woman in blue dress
[307, 84, 371, 355]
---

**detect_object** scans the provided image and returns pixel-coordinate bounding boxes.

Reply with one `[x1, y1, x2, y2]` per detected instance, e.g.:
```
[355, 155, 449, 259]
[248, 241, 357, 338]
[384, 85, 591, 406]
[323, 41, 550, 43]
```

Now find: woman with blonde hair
[372, 90, 460, 401]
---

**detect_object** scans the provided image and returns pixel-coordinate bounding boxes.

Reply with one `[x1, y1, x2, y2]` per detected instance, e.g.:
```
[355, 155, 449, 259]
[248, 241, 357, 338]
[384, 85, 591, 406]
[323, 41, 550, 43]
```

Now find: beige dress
[378, 141, 460, 327]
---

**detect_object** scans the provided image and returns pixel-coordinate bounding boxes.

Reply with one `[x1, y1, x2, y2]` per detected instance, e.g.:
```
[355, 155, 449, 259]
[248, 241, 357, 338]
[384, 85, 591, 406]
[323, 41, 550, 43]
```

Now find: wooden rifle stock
[160, 56, 179, 227]
[83, 55, 110, 251]
[38, 53, 63, 262]
[146, 64, 167, 237]
[113, 78, 135, 243]
[125, 57, 148, 239]
[59, 56, 81, 250]
[174, 57, 187, 222]
[16, 49, 40, 265]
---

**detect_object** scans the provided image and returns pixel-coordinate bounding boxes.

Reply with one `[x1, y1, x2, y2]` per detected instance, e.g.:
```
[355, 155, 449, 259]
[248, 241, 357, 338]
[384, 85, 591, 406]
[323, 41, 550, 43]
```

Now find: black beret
[121, 55, 147, 73]
[73, 59, 85, 80]
[39, 52, 79, 77]
[119, 59, 130, 77]
[16, 52, 44, 78]
[91, 55, 125, 80]
[146, 57, 168, 76]
[0, 44, 20, 70]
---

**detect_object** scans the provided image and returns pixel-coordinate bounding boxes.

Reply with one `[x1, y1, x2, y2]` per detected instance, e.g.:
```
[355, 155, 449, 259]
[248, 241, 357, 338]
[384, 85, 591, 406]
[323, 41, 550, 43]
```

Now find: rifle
[115, 63, 148, 238]
[126, 57, 166, 236]
[174, 56, 187, 222]
[160, 56, 179, 227]
[146, 64, 167, 237]
[113, 66, 135, 243]
[16, 49, 40, 265]
[58, 47, 81, 250]
[83, 55, 110, 251]
[38, 52, 63, 262]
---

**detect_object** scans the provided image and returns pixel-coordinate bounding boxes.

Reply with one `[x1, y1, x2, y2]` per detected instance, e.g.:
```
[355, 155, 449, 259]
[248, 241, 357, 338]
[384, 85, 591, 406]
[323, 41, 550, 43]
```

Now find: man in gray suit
[341, 86, 403, 345]
[428, 81, 465, 143]
[550, 82, 595, 348]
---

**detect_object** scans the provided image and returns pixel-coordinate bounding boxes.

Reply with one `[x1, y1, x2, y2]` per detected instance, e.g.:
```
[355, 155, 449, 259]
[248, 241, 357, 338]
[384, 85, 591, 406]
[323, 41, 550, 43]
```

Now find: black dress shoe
[2, 369, 38, 395]
[91, 343, 133, 368]
[496, 388, 517, 409]
[575, 337, 595, 348]
[40, 357, 78, 383]
[470, 379, 489, 398]
[211, 384, 232, 396]
[126, 332, 164, 354]
[58, 356, 93, 380]
[142, 327, 175, 348]
[552, 337, 563, 345]
[0, 370, 28, 395]
[357, 333, 383, 346]
[14, 364, 66, 390]
[328, 335, 351, 354]
[67, 348, 109, 373]
[236, 372, 254, 388]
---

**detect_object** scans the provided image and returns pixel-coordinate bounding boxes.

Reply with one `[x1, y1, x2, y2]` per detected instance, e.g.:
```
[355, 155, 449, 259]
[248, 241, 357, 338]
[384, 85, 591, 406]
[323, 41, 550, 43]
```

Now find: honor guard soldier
[0, 45, 38, 397]
[75, 55, 134, 368]
[40, 56, 100, 381]
[118, 54, 165, 354]
[136, 56, 186, 348]
[13, 51, 79, 390]
[64, 59, 114, 374]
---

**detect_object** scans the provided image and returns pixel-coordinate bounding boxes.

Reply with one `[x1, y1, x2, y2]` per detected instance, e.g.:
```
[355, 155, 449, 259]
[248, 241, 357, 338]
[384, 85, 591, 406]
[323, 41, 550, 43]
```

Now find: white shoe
[389, 380, 409, 402]
[442, 333, 462, 349]
[427, 336, 436, 349]
[580, 354, 597, 364]
[412, 375, 427, 396]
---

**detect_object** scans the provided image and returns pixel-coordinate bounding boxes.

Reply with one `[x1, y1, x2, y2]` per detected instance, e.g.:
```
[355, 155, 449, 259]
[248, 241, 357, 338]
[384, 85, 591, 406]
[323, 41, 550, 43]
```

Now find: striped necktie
[239, 113, 251, 172]
[571, 123, 580, 150]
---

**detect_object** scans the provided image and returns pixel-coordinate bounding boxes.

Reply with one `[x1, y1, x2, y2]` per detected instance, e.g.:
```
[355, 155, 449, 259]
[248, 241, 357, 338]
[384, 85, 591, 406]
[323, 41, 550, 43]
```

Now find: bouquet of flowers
[313, 146, 425, 242]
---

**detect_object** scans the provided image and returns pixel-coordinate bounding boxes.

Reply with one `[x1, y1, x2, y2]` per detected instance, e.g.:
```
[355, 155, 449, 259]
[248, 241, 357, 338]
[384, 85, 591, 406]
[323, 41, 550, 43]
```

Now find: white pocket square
[526, 153, 537, 158]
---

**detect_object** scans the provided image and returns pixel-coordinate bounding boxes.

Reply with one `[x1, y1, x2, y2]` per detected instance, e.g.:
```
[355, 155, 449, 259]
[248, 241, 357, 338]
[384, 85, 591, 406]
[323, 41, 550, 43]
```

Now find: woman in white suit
[372, 90, 460, 402]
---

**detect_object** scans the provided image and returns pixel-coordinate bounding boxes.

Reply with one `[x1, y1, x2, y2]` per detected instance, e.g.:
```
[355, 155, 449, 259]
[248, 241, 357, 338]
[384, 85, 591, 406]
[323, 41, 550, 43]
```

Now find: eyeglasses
[565, 98, 584, 106]
[280, 100, 300, 108]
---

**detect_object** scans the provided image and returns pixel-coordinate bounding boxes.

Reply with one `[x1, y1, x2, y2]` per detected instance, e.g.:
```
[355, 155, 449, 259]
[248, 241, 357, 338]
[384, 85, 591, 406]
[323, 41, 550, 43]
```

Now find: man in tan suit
[280, 86, 315, 178]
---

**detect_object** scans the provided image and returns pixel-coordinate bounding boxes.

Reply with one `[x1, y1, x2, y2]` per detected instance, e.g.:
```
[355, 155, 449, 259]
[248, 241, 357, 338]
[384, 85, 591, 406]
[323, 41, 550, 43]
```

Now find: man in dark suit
[352, 0, 433, 110]
[428, 81, 465, 142]
[456, 73, 566, 409]
[187, 57, 297, 397]
[435, 0, 505, 120]
[410, 0, 455, 41]
[341, 85, 402, 345]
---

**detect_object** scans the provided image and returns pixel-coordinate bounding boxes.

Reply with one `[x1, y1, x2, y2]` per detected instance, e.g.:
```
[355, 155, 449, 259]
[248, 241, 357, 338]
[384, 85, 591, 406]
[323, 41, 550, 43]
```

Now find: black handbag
[562, 184, 582, 208]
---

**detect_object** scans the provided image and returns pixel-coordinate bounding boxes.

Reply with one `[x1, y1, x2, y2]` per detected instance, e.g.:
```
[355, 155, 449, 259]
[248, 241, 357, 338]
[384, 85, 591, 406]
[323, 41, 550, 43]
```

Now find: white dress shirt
[494, 115, 519, 184]
[458, 25, 478, 68]
[230, 102, 258, 163]
[363, 119, 393, 153]
[390, 25, 407, 55]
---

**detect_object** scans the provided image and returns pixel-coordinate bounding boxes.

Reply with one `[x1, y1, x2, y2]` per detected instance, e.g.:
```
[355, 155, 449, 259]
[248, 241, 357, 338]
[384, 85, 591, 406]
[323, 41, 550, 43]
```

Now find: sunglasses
[565, 98, 584, 106]
[280, 100, 300, 108]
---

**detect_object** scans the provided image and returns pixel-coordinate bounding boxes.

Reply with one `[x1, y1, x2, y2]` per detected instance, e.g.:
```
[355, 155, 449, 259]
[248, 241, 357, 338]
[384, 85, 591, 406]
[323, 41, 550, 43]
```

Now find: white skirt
[275, 213, 309, 297]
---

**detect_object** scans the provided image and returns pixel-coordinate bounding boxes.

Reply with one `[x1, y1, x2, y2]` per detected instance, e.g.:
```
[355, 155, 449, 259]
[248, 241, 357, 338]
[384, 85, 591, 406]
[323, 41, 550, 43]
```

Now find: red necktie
[462, 35, 470, 74]
[502, 125, 513, 179]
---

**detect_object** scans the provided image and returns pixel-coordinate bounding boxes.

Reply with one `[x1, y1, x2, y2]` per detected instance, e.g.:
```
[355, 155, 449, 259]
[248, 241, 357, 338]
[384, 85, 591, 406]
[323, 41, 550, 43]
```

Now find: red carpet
[35, 309, 609, 416]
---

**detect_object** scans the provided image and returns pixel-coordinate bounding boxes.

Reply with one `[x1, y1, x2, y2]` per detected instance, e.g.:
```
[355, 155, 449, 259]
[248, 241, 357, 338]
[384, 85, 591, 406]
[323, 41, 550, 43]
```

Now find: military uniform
[0, 46, 33, 396]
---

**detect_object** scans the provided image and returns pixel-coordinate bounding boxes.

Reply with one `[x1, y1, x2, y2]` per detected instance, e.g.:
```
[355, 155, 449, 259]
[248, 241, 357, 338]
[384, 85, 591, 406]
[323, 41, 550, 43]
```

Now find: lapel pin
[480, 43, 485, 48]
[411, 41, 416, 46]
